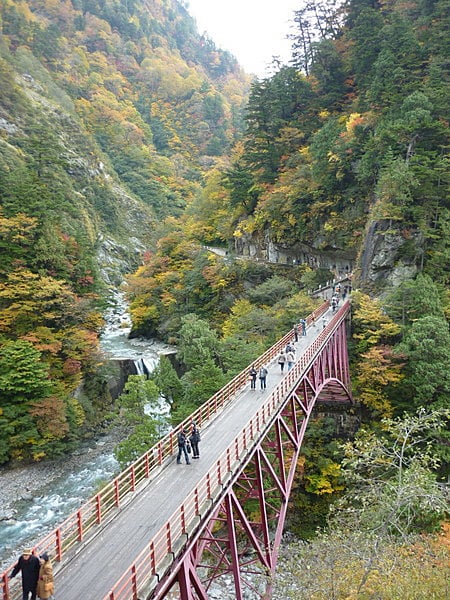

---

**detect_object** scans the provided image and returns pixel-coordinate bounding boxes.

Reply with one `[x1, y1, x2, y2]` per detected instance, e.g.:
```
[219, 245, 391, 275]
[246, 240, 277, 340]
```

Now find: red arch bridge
[2, 300, 353, 600]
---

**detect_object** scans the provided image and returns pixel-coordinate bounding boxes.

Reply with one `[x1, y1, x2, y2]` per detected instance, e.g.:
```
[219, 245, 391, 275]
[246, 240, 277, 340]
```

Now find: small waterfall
[133, 356, 158, 377]
[142, 356, 157, 374]
[134, 357, 146, 376]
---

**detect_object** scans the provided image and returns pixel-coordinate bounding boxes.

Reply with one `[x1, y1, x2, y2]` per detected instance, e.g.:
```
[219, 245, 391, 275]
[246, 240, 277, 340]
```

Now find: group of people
[331, 282, 350, 308]
[293, 319, 307, 341]
[249, 318, 311, 390]
[177, 317, 314, 466]
[9, 548, 54, 600]
[277, 342, 296, 372]
[249, 365, 268, 390]
[176, 422, 201, 465]
[331, 292, 340, 312]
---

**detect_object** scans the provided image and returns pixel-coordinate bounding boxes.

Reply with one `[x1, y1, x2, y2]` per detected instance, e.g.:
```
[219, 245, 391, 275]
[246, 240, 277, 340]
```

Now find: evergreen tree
[396, 315, 450, 410]
[0, 340, 56, 463]
[113, 375, 162, 467]
[348, 7, 384, 99]
[177, 314, 221, 370]
[367, 13, 424, 110]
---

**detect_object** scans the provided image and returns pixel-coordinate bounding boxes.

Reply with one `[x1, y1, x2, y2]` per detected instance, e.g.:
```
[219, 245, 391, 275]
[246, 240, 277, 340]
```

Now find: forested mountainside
[0, 0, 448, 481]
[0, 0, 250, 464]
[0, 1, 448, 592]
[126, 0, 449, 335]
[120, 3, 450, 589]
[200, 0, 449, 291]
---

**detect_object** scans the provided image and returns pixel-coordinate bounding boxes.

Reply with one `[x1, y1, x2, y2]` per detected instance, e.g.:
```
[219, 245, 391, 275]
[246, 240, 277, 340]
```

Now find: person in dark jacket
[249, 366, 257, 389]
[300, 318, 307, 336]
[176, 428, 191, 465]
[189, 422, 201, 459]
[9, 548, 40, 600]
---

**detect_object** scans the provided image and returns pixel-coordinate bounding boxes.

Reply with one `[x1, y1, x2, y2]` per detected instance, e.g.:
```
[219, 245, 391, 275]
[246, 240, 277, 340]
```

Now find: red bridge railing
[1, 301, 333, 600]
[103, 301, 350, 600]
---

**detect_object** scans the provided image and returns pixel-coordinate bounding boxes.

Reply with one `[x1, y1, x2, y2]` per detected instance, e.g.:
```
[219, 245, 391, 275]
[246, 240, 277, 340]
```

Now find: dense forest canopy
[0, 0, 447, 473]
[122, 0, 449, 548]
[125, 0, 449, 418]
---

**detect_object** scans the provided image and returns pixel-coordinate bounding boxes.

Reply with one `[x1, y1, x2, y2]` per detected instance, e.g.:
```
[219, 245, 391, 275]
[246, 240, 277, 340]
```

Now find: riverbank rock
[0, 427, 123, 516]
[0, 509, 16, 521]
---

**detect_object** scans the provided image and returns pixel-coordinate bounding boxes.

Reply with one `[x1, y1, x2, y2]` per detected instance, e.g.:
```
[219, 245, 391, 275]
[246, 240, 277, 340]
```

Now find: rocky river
[0, 291, 173, 572]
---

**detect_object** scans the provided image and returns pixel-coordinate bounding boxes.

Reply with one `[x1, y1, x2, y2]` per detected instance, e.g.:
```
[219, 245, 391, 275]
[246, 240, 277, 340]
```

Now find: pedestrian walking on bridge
[36, 553, 54, 600]
[259, 366, 268, 390]
[176, 428, 191, 465]
[286, 350, 295, 371]
[189, 422, 201, 459]
[285, 342, 295, 355]
[9, 548, 40, 600]
[277, 350, 287, 373]
[300, 318, 307, 336]
[249, 366, 257, 389]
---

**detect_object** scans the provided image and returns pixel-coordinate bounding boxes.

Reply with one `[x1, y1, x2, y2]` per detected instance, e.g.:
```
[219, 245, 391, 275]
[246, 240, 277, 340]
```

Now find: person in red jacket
[9, 548, 40, 600]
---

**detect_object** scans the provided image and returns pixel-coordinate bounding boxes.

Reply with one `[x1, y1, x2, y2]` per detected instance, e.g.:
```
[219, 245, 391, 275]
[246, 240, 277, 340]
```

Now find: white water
[100, 289, 173, 364]
[0, 290, 173, 571]
[0, 451, 119, 571]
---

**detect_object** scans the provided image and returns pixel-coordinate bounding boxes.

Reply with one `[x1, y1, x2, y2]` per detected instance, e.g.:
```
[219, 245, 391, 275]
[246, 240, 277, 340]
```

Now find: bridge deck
[53, 309, 334, 599]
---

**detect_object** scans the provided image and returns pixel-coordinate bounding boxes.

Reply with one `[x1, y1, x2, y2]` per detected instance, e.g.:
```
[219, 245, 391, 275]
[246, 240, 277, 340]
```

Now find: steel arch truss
[154, 319, 352, 600]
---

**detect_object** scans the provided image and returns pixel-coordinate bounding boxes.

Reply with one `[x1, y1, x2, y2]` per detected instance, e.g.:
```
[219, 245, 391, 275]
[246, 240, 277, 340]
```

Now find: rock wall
[354, 220, 423, 294]
[234, 220, 423, 296]
[106, 359, 140, 400]
[234, 230, 355, 278]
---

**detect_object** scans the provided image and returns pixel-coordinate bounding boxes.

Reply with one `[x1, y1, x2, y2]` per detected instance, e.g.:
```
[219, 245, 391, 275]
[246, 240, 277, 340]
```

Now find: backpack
[259, 367, 267, 378]
[190, 426, 201, 442]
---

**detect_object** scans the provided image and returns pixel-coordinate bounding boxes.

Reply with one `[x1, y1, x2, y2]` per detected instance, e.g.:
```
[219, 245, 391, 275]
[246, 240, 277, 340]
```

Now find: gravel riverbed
[0, 428, 124, 519]
[0, 427, 125, 574]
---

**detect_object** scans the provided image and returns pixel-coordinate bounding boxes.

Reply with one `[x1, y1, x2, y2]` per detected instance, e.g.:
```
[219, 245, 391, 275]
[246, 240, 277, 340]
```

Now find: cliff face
[234, 230, 355, 278]
[232, 217, 426, 296]
[355, 220, 423, 295]
[222, 1, 448, 297]
[1, 65, 152, 283]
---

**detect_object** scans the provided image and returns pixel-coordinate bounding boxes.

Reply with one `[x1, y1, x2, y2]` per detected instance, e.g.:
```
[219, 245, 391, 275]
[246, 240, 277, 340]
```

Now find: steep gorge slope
[1, 0, 250, 278]
[0, 0, 250, 464]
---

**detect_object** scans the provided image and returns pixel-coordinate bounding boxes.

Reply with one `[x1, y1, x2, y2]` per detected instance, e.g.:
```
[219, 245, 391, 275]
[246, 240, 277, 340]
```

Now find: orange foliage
[62, 358, 82, 375]
[29, 396, 69, 438]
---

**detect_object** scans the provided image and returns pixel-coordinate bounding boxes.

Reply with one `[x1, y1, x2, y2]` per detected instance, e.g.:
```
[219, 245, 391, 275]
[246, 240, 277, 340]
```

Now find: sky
[186, 0, 301, 77]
